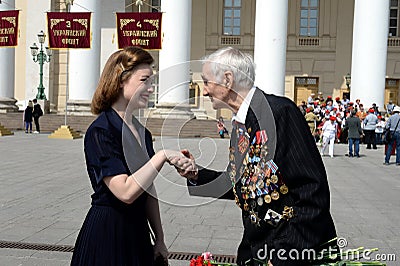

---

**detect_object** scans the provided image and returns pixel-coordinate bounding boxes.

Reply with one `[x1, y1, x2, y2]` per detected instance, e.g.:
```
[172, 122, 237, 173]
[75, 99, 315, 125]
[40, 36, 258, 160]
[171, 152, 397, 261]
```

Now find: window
[223, 0, 241, 35]
[300, 0, 319, 36]
[389, 0, 399, 37]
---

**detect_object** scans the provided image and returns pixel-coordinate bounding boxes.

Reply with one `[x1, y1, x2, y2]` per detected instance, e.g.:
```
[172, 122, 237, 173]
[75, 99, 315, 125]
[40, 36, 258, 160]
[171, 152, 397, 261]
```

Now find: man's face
[201, 62, 230, 110]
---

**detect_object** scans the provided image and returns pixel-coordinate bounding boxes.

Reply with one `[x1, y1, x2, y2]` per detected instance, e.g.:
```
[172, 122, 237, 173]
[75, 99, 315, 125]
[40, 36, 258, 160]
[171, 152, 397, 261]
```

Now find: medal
[250, 200, 256, 209]
[249, 210, 260, 226]
[243, 201, 249, 211]
[280, 184, 289, 194]
[257, 197, 264, 206]
[271, 190, 279, 200]
[264, 168, 271, 178]
[238, 135, 249, 154]
[264, 194, 272, 203]
[264, 209, 282, 227]
[229, 169, 236, 178]
[271, 174, 278, 184]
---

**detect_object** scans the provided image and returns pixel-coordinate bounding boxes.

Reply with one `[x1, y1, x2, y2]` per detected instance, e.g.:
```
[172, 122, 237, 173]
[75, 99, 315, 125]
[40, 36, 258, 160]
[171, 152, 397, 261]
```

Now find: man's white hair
[202, 47, 255, 90]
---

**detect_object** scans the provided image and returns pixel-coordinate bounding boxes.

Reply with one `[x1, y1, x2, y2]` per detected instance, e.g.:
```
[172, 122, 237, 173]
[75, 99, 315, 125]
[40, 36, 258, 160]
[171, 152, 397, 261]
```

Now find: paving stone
[0, 132, 399, 265]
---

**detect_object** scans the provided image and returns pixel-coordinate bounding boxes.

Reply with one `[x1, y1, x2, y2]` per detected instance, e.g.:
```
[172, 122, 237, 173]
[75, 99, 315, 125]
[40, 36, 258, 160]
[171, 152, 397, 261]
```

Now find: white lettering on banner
[62, 38, 79, 45]
[0, 27, 14, 34]
[132, 39, 149, 46]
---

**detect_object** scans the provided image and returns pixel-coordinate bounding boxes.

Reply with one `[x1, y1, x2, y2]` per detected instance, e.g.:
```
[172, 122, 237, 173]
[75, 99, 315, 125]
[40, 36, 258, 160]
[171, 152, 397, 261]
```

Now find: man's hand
[169, 149, 198, 181]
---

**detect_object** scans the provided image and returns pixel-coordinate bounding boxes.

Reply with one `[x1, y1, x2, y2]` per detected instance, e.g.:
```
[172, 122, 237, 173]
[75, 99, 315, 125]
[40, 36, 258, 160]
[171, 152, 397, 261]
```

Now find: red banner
[0, 10, 19, 47]
[47, 12, 91, 49]
[116, 12, 162, 50]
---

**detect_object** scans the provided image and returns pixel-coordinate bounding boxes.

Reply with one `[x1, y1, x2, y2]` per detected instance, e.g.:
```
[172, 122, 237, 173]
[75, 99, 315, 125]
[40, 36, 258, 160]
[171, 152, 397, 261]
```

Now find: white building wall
[25, 0, 51, 101]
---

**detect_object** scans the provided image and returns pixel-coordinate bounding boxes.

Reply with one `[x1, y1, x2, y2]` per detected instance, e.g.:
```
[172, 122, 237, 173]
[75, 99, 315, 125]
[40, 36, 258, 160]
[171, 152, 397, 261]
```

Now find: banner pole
[137, 0, 142, 123]
[64, 2, 71, 126]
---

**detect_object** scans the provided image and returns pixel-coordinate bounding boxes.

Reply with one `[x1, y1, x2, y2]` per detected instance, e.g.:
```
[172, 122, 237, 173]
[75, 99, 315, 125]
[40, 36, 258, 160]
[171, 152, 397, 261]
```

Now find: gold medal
[229, 170, 236, 181]
[271, 190, 280, 200]
[235, 196, 241, 208]
[244, 201, 249, 211]
[271, 174, 278, 184]
[264, 194, 272, 203]
[280, 184, 289, 194]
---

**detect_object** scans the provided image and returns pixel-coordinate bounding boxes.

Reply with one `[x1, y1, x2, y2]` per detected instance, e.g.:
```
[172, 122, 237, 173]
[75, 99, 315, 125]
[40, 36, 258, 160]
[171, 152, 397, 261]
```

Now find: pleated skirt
[71, 205, 153, 266]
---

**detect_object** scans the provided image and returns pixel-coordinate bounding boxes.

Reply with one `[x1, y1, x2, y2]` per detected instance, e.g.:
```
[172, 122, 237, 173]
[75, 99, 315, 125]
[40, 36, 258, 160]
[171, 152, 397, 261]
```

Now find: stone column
[254, 0, 288, 96]
[350, 0, 389, 109]
[68, 0, 101, 115]
[152, 0, 193, 119]
[0, 0, 18, 113]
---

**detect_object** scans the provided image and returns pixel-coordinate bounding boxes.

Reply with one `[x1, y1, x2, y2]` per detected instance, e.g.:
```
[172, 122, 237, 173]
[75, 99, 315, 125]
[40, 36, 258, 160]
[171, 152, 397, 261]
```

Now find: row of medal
[229, 126, 289, 204]
[240, 145, 289, 207]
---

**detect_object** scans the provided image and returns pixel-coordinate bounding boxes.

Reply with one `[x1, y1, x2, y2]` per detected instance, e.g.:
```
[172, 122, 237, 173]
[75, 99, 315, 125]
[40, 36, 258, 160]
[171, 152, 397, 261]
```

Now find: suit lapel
[239, 89, 277, 168]
[230, 89, 277, 183]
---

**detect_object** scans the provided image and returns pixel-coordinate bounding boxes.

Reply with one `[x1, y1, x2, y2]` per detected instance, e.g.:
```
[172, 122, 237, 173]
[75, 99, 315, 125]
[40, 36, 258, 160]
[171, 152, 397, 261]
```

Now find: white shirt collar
[232, 86, 256, 124]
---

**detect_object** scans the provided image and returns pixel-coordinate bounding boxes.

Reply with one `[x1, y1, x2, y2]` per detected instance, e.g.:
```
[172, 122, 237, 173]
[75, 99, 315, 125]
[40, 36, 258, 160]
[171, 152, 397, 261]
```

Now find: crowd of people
[298, 92, 399, 165]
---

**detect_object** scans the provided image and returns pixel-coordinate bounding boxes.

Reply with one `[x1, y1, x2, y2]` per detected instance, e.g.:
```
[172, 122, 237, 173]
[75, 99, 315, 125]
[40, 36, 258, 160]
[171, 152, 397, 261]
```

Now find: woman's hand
[165, 150, 198, 177]
[169, 149, 198, 180]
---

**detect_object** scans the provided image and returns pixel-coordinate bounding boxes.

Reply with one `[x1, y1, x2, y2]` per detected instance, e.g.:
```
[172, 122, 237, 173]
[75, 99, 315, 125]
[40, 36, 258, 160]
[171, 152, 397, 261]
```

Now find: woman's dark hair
[91, 46, 154, 114]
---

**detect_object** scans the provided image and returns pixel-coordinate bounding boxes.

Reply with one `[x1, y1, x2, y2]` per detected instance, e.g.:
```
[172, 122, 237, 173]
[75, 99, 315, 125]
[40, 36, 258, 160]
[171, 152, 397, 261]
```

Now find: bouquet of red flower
[190, 252, 233, 266]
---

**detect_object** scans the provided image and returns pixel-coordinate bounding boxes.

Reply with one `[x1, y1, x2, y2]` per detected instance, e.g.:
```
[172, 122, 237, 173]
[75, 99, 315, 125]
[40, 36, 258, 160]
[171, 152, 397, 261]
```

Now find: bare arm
[104, 150, 181, 204]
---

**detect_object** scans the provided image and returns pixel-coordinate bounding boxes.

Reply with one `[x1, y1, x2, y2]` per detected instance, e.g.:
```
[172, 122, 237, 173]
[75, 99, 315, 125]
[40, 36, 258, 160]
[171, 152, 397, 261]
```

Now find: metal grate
[0, 240, 237, 263]
[0, 240, 74, 252]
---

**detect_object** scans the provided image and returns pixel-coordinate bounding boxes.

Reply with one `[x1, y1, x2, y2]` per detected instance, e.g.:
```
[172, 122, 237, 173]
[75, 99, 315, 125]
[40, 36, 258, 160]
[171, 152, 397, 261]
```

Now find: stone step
[0, 123, 14, 136]
[0, 113, 230, 138]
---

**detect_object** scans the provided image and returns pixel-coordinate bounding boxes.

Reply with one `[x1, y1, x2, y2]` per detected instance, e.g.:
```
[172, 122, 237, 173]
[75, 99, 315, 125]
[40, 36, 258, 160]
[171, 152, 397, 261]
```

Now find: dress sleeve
[84, 127, 127, 184]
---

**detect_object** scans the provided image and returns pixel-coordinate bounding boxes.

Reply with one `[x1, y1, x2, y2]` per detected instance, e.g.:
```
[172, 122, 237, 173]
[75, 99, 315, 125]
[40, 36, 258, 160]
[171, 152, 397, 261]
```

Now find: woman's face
[122, 64, 154, 109]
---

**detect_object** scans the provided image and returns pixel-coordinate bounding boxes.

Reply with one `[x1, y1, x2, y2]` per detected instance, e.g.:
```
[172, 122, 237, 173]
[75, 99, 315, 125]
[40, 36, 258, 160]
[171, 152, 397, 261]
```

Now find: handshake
[165, 149, 199, 182]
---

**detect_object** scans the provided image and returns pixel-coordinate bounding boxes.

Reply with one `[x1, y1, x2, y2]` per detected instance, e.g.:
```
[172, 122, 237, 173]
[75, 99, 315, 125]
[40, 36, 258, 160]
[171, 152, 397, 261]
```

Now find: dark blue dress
[71, 108, 156, 266]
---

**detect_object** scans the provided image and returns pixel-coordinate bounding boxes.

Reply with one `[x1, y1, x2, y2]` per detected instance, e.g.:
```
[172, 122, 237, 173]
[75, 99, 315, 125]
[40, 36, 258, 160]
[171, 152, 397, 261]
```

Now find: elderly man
[179, 47, 337, 266]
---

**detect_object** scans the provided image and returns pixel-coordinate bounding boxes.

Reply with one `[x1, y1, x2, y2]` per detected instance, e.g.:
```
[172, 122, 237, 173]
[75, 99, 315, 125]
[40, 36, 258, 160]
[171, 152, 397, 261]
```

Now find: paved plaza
[0, 131, 399, 265]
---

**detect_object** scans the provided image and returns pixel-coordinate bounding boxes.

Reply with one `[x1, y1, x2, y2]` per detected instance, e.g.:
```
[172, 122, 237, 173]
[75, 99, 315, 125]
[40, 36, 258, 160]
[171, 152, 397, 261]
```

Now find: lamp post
[345, 73, 351, 90]
[30, 30, 52, 100]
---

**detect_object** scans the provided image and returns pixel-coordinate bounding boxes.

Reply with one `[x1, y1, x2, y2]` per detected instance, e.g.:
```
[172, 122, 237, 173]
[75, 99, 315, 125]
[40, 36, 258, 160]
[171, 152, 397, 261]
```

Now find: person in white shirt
[321, 116, 338, 158]
[375, 116, 385, 145]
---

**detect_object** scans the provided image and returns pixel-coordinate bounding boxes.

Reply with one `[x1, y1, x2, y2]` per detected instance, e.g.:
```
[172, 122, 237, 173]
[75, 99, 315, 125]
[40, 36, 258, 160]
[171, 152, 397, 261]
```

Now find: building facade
[1, 0, 399, 119]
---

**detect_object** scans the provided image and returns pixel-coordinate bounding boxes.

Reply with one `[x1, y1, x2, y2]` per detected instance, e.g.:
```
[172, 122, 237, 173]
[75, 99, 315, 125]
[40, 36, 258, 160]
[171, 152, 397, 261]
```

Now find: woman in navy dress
[71, 47, 195, 265]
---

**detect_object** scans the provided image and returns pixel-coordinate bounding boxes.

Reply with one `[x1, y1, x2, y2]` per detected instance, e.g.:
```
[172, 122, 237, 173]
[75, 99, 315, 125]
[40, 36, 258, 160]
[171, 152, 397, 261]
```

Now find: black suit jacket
[188, 88, 336, 265]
